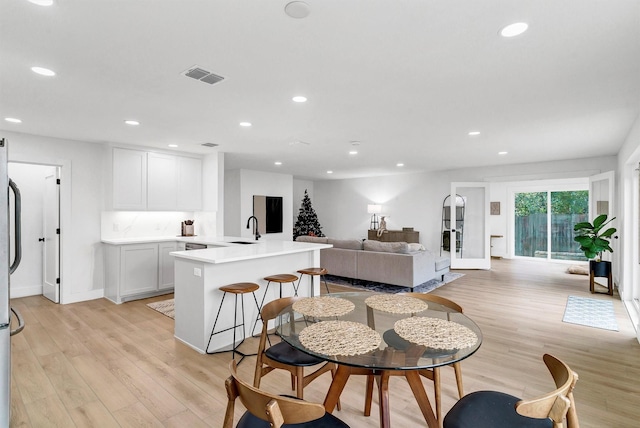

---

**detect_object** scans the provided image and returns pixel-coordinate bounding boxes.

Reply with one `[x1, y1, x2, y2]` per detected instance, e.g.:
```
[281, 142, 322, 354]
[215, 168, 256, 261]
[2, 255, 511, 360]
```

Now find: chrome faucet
[246, 216, 261, 240]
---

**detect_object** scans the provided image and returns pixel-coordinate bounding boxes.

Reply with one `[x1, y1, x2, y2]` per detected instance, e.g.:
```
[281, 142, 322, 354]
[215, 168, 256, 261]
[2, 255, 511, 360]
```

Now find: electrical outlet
[113, 223, 120, 232]
[193, 268, 202, 277]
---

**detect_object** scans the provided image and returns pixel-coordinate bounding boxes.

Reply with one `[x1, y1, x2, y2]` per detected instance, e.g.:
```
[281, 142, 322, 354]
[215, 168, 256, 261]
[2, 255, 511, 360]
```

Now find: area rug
[146, 298, 175, 319]
[324, 272, 464, 294]
[562, 296, 618, 331]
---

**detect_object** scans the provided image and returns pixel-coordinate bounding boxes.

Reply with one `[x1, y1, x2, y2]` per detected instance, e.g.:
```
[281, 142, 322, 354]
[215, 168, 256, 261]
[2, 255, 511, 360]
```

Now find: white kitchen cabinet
[147, 153, 178, 210]
[104, 241, 175, 304]
[112, 148, 202, 211]
[177, 156, 202, 211]
[113, 148, 147, 210]
[158, 241, 177, 290]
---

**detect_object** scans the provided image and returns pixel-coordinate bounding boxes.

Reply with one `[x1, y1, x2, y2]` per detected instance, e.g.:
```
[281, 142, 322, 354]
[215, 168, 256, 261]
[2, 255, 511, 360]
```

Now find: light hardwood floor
[9, 258, 640, 427]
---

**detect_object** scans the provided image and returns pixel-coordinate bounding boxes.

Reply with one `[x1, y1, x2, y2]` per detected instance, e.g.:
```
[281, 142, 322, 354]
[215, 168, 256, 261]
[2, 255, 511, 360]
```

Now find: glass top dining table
[275, 291, 483, 428]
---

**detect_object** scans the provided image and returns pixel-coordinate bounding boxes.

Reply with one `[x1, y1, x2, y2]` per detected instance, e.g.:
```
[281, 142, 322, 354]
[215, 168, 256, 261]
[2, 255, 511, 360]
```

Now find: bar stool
[296, 267, 330, 296]
[252, 273, 298, 336]
[206, 282, 260, 364]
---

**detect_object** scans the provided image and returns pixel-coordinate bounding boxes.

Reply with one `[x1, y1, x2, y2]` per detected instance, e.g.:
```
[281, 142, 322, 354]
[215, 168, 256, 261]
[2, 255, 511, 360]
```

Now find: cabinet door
[158, 242, 177, 290]
[147, 153, 178, 210]
[113, 148, 147, 210]
[177, 156, 202, 210]
[120, 244, 158, 296]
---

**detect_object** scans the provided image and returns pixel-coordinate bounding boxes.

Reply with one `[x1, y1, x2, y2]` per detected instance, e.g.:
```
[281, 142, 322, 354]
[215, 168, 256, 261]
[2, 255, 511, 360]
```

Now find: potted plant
[573, 214, 617, 279]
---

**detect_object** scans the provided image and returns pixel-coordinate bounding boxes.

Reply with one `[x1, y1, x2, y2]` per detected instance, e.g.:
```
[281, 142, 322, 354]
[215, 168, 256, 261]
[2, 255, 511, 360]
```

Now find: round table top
[275, 291, 482, 370]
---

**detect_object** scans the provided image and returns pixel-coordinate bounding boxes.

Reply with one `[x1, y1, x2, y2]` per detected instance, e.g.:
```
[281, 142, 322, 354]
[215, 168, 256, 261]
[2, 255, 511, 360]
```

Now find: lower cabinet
[105, 241, 177, 303]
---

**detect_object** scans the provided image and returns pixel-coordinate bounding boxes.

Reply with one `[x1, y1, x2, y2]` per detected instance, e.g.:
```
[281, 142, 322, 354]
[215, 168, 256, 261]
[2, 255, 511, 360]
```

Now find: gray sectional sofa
[295, 236, 450, 289]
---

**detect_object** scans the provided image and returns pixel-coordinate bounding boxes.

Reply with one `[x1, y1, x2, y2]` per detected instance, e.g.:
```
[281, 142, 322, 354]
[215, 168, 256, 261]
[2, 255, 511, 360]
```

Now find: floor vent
[183, 65, 224, 85]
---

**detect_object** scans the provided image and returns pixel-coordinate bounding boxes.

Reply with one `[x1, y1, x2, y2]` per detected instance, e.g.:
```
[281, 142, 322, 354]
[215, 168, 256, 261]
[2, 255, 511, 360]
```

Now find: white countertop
[101, 235, 257, 246]
[170, 240, 332, 264]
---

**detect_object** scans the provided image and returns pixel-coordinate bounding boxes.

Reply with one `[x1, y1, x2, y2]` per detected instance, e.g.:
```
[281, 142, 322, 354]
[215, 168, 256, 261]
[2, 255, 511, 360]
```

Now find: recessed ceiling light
[4, 117, 22, 123]
[284, 1, 310, 19]
[468, 131, 481, 136]
[397, 163, 404, 167]
[124, 120, 140, 126]
[326, 170, 333, 174]
[31, 66, 56, 76]
[500, 22, 528, 38]
[498, 151, 508, 155]
[239, 121, 252, 127]
[28, 0, 54, 5]
[292, 96, 307, 103]
[274, 161, 282, 166]
[168, 144, 178, 148]
[349, 150, 358, 155]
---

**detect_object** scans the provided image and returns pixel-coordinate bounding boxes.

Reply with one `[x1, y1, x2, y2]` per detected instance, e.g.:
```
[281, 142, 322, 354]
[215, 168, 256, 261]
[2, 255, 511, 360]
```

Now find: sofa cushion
[327, 238, 363, 250]
[296, 236, 329, 244]
[363, 240, 409, 254]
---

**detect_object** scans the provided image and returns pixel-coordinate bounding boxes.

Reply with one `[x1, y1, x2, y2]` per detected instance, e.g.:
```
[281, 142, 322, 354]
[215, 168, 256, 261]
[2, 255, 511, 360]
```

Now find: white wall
[224, 169, 293, 241]
[7, 131, 104, 303]
[313, 156, 617, 255]
[616, 112, 640, 337]
[8, 162, 56, 297]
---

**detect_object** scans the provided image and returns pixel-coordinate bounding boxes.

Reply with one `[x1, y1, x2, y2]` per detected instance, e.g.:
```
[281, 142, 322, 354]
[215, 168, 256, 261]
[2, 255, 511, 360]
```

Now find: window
[514, 190, 588, 260]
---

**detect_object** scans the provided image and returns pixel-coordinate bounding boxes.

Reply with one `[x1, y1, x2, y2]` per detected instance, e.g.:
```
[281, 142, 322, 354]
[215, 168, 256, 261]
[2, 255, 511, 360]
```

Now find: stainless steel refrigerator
[1, 137, 24, 425]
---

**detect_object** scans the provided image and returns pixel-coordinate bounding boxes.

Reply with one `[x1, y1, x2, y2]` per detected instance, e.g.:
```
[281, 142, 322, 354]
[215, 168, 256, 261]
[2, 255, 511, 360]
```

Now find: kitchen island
[170, 240, 332, 354]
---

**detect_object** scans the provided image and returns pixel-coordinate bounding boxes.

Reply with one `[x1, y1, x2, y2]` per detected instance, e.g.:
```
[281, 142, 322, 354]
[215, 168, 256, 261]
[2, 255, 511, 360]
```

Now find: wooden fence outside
[515, 213, 588, 260]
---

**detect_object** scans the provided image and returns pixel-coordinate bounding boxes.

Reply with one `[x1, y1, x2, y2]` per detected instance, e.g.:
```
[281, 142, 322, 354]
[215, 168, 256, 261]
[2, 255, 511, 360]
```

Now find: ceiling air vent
[201, 142, 219, 148]
[183, 65, 225, 85]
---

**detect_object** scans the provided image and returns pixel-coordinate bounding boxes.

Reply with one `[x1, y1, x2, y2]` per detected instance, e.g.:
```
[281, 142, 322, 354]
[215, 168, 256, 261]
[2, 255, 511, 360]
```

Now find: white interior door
[450, 182, 491, 269]
[589, 171, 615, 262]
[43, 170, 60, 303]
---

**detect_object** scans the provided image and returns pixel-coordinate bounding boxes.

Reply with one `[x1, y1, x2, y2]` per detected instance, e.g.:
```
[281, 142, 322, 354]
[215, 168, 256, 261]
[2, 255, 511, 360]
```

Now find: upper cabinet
[113, 147, 202, 211]
[113, 148, 147, 210]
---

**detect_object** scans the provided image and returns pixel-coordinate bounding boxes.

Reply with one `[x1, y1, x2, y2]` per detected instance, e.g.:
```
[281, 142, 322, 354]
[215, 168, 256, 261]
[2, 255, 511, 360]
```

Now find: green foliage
[573, 214, 617, 260]
[515, 191, 588, 216]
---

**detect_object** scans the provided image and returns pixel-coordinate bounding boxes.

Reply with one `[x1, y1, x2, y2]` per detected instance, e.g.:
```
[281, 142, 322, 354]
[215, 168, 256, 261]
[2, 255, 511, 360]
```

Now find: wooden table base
[324, 364, 439, 428]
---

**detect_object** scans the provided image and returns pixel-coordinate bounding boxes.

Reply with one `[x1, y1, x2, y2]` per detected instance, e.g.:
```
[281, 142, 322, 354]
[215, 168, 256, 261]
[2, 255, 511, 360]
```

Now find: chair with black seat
[363, 293, 466, 422]
[444, 353, 579, 428]
[253, 296, 338, 404]
[225, 361, 350, 428]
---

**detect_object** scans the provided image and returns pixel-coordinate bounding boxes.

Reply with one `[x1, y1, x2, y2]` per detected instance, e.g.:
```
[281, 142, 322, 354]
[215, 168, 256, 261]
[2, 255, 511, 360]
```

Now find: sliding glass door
[514, 190, 588, 261]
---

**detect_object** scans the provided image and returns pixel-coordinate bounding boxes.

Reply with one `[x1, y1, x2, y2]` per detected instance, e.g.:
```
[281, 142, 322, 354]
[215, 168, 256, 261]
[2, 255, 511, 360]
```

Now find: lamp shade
[367, 204, 382, 214]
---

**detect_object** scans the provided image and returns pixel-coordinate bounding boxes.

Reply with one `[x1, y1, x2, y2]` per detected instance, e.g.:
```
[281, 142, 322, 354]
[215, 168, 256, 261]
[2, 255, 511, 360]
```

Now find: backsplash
[101, 211, 217, 239]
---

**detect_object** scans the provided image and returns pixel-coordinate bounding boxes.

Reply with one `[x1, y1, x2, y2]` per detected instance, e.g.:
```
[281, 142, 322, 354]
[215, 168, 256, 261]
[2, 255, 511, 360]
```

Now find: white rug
[146, 298, 175, 319]
[562, 296, 618, 331]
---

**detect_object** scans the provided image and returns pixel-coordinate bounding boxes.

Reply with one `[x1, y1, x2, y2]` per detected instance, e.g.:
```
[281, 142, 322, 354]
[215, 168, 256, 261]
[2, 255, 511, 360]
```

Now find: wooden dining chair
[364, 293, 466, 422]
[224, 361, 350, 428]
[443, 353, 579, 428]
[253, 296, 338, 402]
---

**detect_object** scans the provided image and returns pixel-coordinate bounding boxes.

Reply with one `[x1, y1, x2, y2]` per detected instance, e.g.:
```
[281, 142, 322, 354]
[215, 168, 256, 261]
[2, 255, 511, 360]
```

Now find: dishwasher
[185, 242, 207, 251]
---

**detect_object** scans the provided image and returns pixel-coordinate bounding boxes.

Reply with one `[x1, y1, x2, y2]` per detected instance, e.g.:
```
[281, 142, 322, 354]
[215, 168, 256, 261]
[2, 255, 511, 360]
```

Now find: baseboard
[10, 285, 43, 298]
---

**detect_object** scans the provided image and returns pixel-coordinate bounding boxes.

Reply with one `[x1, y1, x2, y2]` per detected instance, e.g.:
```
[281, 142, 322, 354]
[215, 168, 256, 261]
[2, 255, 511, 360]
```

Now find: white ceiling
[1, 0, 639, 180]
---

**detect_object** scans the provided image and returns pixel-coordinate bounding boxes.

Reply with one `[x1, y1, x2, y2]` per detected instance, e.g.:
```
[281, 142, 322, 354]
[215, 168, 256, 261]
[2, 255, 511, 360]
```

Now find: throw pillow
[407, 243, 425, 252]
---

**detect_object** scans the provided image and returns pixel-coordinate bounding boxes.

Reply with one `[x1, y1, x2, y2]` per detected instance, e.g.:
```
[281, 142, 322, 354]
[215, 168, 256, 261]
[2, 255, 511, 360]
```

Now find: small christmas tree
[293, 190, 325, 239]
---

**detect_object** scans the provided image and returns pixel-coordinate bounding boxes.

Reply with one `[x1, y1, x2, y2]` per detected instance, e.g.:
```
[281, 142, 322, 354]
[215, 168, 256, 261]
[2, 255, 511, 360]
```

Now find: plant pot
[589, 260, 611, 278]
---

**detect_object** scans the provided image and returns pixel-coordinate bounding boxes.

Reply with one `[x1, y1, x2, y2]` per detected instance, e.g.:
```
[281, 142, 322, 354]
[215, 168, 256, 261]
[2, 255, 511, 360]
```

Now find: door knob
[38, 238, 45, 242]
